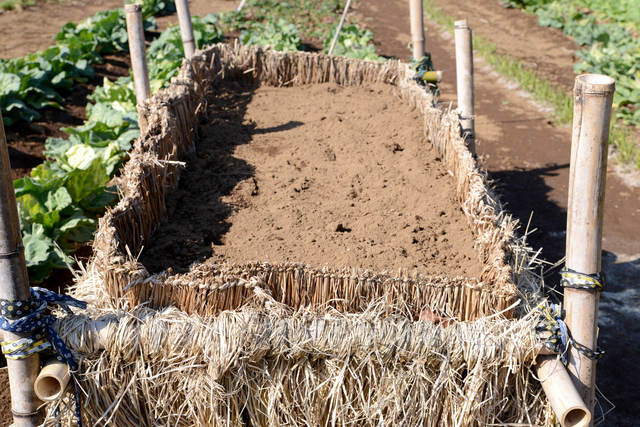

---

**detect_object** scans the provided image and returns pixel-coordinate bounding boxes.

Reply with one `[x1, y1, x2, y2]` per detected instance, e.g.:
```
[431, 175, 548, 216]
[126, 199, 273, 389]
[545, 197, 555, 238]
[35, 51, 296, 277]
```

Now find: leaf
[44, 186, 73, 212]
[87, 101, 124, 127]
[33, 210, 61, 230]
[23, 231, 53, 266]
[17, 193, 46, 220]
[64, 158, 109, 202]
[65, 144, 97, 170]
[0, 73, 21, 94]
[81, 185, 118, 211]
[59, 212, 96, 242]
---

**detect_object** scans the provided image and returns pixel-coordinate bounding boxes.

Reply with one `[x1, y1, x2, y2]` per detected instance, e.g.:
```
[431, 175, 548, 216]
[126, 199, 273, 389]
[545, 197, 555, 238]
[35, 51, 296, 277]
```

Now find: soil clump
[141, 82, 483, 278]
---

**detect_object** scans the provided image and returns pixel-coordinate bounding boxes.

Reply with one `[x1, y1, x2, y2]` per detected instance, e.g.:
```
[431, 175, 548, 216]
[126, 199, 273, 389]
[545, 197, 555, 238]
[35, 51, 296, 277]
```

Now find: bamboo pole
[125, 4, 151, 104]
[535, 355, 591, 427]
[564, 74, 614, 425]
[0, 112, 44, 426]
[327, 0, 352, 56]
[454, 20, 475, 156]
[175, 0, 196, 58]
[409, 0, 425, 59]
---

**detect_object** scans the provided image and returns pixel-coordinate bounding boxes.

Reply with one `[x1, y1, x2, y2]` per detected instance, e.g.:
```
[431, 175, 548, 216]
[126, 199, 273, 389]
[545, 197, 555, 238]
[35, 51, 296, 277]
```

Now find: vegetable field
[505, 0, 640, 169]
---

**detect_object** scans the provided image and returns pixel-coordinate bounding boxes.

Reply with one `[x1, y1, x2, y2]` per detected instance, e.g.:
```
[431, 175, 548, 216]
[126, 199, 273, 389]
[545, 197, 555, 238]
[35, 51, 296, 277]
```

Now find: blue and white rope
[1, 287, 87, 426]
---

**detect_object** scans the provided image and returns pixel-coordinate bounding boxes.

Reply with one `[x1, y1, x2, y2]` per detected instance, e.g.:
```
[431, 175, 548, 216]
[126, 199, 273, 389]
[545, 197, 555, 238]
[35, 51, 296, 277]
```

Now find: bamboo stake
[0, 111, 44, 426]
[564, 73, 615, 425]
[175, 0, 196, 58]
[409, 0, 425, 59]
[125, 4, 151, 104]
[327, 0, 352, 56]
[454, 20, 475, 156]
[535, 355, 591, 427]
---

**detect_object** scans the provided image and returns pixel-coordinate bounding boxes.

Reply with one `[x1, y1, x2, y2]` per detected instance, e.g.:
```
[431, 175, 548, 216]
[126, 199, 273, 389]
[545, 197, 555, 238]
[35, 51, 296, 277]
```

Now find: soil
[141, 82, 483, 277]
[0, 369, 8, 427]
[0, 0, 638, 425]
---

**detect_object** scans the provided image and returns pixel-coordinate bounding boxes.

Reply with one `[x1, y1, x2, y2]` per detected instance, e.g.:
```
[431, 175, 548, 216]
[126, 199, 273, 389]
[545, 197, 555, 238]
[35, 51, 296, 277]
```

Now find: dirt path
[0, 0, 123, 59]
[361, 0, 639, 424]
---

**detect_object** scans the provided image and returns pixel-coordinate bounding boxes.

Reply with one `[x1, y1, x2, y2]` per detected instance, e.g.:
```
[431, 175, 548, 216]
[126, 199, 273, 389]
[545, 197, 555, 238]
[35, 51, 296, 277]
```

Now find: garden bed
[90, 44, 520, 321]
[44, 44, 551, 427]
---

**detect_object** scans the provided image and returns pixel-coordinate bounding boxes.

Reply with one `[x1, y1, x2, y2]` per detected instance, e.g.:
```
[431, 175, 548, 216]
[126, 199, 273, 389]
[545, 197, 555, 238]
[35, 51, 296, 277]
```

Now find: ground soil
[0, 369, 8, 427]
[141, 82, 483, 277]
[1, 0, 639, 425]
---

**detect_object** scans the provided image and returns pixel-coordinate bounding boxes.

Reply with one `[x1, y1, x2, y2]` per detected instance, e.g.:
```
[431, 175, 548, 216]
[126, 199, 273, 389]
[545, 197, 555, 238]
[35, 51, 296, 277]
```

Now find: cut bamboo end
[123, 3, 140, 12]
[34, 357, 70, 402]
[535, 355, 591, 427]
[574, 74, 615, 95]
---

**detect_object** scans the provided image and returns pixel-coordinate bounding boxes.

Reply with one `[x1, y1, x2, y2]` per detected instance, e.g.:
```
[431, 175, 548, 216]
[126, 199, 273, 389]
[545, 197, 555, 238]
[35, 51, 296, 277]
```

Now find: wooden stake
[535, 355, 591, 427]
[125, 4, 151, 104]
[175, 0, 196, 58]
[327, 0, 353, 56]
[409, 0, 425, 59]
[454, 20, 475, 156]
[565, 74, 615, 426]
[0, 112, 44, 426]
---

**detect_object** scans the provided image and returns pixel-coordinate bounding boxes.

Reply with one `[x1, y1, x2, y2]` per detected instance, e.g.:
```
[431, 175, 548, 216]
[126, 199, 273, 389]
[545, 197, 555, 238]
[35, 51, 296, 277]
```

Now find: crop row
[9, 0, 383, 282]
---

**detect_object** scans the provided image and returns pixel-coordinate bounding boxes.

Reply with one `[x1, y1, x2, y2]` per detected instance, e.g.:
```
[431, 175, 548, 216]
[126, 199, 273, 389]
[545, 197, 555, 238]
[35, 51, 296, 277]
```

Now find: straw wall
[51, 291, 549, 427]
[91, 44, 520, 322]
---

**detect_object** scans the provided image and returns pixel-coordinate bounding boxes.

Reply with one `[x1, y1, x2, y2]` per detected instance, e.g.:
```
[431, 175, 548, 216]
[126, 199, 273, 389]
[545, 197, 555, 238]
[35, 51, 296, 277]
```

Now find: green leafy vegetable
[241, 19, 302, 52]
[323, 25, 382, 61]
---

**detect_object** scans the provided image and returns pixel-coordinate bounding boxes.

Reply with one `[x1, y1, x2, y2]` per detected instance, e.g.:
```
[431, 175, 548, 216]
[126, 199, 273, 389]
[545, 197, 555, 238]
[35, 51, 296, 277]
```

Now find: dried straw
[48, 278, 550, 427]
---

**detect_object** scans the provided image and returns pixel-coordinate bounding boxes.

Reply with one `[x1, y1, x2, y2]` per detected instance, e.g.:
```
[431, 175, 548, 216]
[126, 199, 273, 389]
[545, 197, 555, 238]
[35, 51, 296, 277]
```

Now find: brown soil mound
[140, 82, 483, 278]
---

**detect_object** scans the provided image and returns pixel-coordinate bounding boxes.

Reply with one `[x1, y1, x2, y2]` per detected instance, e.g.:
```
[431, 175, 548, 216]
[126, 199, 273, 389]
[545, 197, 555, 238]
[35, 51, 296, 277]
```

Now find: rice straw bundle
[50, 269, 549, 426]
